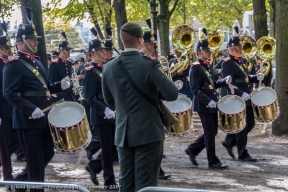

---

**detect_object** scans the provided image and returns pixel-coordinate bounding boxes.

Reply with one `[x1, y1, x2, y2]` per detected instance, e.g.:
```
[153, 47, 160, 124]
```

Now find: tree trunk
[272, 0, 288, 135]
[21, 0, 48, 70]
[269, 0, 275, 37]
[158, 0, 179, 56]
[0, 24, 3, 36]
[113, 0, 127, 50]
[252, 0, 268, 40]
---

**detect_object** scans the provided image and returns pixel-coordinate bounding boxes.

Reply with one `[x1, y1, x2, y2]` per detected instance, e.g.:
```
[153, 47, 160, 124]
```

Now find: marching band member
[221, 22, 264, 162]
[0, 30, 21, 181]
[47, 32, 76, 102]
[185, 29, 232, 169]
[3, 20, 70, 191]
[83, 36, 118, 190]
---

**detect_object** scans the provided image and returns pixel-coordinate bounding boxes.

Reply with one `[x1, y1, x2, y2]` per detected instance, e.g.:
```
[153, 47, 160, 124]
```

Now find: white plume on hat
[232, 20, 241, 37]
[241, 28, 251, 36]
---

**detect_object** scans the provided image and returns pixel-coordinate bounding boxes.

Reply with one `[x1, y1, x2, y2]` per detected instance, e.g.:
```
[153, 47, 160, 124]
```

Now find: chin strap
[200, 49, 211, 60]
[93, 51, 106, 61]
[22, 35, 37, 54]
[0, 49, 11, 57]
[144, 44, 153, 55]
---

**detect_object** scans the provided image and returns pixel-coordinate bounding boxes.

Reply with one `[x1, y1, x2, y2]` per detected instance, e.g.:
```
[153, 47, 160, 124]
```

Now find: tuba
[240, 35, 257, 73]
[170, 25, 196, 74]
[200, 28, 224, 66]
[158, 56, 172, 80]
[256, 36, 276, 77]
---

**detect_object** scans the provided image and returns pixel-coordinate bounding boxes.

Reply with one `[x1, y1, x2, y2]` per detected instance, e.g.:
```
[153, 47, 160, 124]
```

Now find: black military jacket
[3, 51, 63, 129]
[47, 57, 76, 102]
[189, 59, 227, 113]
[0, 58, 13, 118]
[83, 62, 114, 126]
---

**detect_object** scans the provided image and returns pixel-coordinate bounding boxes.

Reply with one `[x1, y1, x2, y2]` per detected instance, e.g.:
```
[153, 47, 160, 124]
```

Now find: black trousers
[89, 124, 116, 186]
[0, 118, 20, 180]
[188, 112, 220, 165]
[15, 128, 55, 192]
[224, 104, 255, 159]
[118, 141, 163, 192]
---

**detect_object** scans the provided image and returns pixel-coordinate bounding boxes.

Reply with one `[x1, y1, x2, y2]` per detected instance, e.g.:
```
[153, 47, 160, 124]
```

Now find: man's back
[102, 51, 178, 147]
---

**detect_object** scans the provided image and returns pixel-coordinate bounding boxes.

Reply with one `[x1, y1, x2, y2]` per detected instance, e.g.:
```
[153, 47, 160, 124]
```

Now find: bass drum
[163, 94, 192, 136]
[218, 95, 246, 134]
[251, 87, 280, 123]
[48, 101, 91, 153]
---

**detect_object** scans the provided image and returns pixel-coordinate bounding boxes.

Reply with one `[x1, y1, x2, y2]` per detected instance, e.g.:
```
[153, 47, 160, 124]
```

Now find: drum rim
[48, 101, 86, 130]
[218, 95, 246, 115]
[251, 87, 277, 107]
[163, 94, 192, 115]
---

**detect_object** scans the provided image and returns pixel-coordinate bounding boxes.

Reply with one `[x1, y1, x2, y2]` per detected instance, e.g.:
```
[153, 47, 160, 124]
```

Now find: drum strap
[199, 65, 215, 90]
[232, 60, 249, 79]
[92, 68, 102, 78]
[19, 59, 49, 90]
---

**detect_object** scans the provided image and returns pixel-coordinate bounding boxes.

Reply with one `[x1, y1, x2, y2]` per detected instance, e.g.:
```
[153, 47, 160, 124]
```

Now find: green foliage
[0, 0, 20, 18]
[194, 0, 253, 28]
[44, 24, 83, 52]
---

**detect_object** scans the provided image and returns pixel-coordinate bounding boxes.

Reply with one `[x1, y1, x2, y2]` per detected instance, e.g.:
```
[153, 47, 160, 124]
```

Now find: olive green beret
[121, 22, 143, 37]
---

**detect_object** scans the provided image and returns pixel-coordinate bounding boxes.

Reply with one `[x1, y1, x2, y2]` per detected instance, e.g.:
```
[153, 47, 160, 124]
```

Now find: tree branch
[169, 0, 180, 16]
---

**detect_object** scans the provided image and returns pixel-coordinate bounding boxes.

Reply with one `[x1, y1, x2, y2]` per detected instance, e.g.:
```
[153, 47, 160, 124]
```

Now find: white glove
[174, 80, 183, 90]
[257, 73, 264, 80]
[241, 92, 251, 101]
[104, 107, 115, 119]
[208, 100, 217, 108]
[31, 108, 45, 119]
[61, 76, 70, 90]
[225, 75, 232, 84]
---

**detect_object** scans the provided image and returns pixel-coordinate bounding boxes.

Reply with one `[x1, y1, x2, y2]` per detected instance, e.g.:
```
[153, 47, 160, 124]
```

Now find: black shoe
[222, 141, 235, 159]
[184, 148, 198, 166]
[16, 157, 26, 162]
[86, 148, 92, 161]
[239, 156, 258, 162]
[159, 173, 171, 180]
[209, 163, 228, 169]
[105, 184, 120, 191]
[85, 165, 99, 185]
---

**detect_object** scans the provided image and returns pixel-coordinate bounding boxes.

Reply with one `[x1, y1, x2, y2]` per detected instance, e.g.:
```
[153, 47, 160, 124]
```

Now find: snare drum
[163, 94, 192, 136]
[48, 102, 91, 153]
[251, 87, 280, 123]
[218, 95, 246, 134]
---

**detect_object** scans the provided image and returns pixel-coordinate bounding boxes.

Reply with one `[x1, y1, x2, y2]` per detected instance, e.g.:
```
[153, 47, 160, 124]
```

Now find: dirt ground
[1, 113, 288, 192]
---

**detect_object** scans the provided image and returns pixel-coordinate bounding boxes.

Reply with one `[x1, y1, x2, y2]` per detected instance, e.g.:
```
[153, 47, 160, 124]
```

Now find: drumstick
[103, 110, 116, 119]
[29, 99, 65, 119]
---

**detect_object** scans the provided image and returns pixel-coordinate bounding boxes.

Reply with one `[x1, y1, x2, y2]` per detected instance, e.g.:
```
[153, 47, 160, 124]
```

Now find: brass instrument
[170, 25, 196, 74]
[71, 72, 84, 101]
[158, 56, 172, 80]
[256, 36, 276, 77]
[240, 35, 257, 73]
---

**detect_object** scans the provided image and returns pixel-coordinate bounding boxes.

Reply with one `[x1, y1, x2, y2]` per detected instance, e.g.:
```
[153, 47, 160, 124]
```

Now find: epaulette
[192, 62, 200, 65]
[223, 57, 231, 62]
[85, 65, 94, 71]
[8, 56, 20, 61]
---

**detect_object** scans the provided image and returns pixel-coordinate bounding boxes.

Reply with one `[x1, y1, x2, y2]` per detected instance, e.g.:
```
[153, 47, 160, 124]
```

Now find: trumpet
[71, 72, 85, 101]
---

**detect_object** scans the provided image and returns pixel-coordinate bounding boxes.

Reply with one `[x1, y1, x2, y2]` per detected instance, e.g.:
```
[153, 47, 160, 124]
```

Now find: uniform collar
[198, 58, 210, 65]
[92, 62, 103, 68]
[229, 54, 242, 63]
[18, 51, 40, 60]
[59, 57, 67, 63]
[0, 57, 7, 63]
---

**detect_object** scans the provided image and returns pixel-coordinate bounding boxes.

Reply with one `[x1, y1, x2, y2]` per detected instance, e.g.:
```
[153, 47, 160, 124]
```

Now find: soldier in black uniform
[47, 32, 76, 102]
[185, 31, 231, 169]
[0, 33, 21, 181]
[3, 22, 70, 192]
[221, 26, 264, 162]
[83, 37, 118, 190]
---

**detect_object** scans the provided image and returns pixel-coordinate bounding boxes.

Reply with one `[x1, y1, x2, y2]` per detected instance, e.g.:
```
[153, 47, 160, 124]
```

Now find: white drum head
[164, 95, 191, 113]
[218, 96, 245, 114]
[48, 102, 84, 127]
[251, 88, 276, 106]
